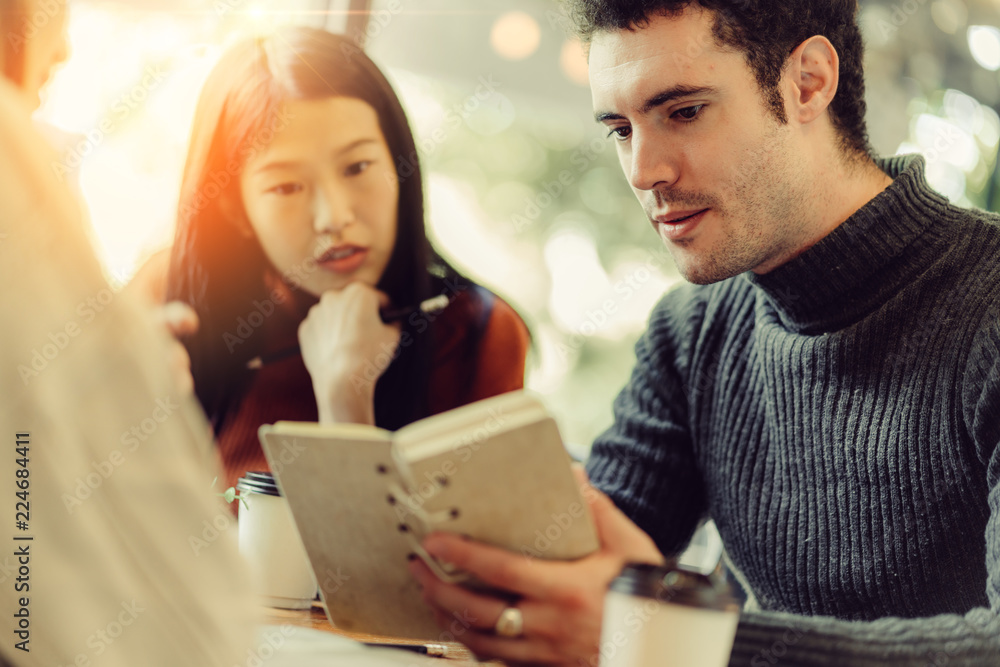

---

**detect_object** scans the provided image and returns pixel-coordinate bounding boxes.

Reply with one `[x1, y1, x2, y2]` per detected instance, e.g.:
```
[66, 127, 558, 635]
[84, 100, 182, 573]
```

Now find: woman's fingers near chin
[319, 289, 344, 305]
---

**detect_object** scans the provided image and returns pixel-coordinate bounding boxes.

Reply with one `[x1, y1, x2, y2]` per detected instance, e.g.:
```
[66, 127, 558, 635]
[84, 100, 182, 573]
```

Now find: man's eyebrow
[594, 85, 718, 123]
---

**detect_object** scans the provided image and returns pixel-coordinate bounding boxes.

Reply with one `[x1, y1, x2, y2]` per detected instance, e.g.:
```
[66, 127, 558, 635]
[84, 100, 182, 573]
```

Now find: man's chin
[679, 268, 730, 286]
[674, 254, 751, 286]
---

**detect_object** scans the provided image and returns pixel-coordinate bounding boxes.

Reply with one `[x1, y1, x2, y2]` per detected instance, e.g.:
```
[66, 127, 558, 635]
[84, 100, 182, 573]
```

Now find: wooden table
[260, 602, 498, 665]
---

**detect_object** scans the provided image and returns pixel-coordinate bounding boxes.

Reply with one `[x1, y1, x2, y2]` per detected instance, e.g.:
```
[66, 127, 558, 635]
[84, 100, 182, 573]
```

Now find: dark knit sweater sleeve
[726, 282, 1000, 666]
[586, 285, 709, 557]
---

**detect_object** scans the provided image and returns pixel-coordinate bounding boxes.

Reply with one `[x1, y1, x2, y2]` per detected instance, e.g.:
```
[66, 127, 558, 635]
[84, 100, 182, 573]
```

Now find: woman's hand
[298, 282, 401, 425]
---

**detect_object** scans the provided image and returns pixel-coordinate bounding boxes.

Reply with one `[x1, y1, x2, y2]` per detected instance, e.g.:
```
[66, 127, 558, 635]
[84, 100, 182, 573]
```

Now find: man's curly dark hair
[565, 0, 871, 159]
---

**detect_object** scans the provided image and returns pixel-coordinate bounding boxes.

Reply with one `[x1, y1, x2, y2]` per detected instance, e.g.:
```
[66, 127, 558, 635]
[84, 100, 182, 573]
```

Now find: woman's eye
[673, 105, 705, 121]
[345, 160, 372, 176]
[268, 183, 302, 195]
[607, 126, 631, 141]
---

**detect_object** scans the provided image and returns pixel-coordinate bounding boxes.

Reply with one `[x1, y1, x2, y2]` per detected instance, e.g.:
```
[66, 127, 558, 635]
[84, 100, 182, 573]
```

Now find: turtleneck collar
[743, 155, 954, 334]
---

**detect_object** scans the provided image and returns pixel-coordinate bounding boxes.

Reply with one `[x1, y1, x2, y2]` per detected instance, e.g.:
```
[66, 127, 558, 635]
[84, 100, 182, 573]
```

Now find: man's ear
[784, 35, 839, 126]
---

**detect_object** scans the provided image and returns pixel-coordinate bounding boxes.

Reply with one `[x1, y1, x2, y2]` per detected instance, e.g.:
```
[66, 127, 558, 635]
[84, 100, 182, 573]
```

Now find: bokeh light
[489, 11, 541, 61]
[930, 0, 968, 35]
[560, 38, 589, 87]
[968, 25, 1000, 71]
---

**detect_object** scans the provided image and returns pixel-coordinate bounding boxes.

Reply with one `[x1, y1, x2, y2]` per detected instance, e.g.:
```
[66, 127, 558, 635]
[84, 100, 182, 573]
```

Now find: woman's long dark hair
[167, 27, 463, 432]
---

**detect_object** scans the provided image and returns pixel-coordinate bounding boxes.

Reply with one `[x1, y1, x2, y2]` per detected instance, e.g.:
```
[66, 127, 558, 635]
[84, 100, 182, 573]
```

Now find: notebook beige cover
[258, 390, 599, 639]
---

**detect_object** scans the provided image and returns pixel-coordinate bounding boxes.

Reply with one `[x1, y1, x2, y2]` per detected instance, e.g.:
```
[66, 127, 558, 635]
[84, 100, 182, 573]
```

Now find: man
[410, 1, 1000, 664]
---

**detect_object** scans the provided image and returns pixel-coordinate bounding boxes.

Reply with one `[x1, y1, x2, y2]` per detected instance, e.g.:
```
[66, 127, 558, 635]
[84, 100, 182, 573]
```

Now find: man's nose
[628, 131, 680, 192]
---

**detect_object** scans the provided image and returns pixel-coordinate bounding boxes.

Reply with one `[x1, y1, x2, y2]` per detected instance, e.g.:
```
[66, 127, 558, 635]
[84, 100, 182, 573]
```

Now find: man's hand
[408, 468, 663, 666]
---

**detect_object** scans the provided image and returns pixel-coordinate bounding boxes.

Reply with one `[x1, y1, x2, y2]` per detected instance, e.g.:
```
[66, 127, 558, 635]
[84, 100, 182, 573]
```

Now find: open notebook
[259, 391, 599, 639]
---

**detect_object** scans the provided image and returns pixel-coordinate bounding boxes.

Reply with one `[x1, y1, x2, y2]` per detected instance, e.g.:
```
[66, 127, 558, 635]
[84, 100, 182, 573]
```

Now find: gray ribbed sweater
[586, 155, 1000, 665]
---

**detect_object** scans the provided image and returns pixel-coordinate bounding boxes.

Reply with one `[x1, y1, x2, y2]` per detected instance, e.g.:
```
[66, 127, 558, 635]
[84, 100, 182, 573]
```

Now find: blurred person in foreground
[0, 1, 255, 665]
[410, 1, 1000, 665]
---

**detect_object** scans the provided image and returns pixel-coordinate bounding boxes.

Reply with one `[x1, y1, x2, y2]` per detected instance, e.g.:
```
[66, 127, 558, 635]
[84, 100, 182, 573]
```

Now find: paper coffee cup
[599, 562, 740, 667]
[237, 472, 317, 609]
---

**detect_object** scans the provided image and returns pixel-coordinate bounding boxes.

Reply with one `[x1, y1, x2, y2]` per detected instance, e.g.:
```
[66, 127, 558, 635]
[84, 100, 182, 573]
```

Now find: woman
[134, 27, 530, 493]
